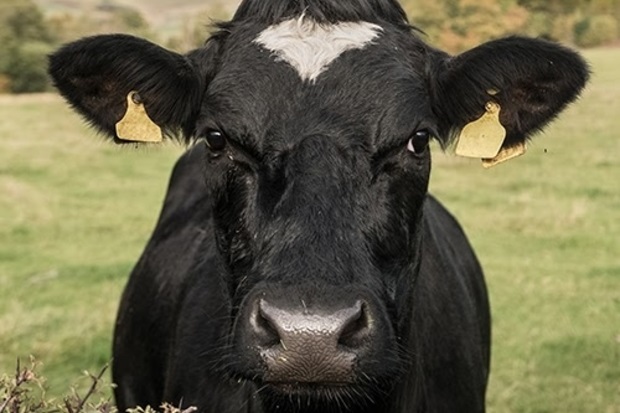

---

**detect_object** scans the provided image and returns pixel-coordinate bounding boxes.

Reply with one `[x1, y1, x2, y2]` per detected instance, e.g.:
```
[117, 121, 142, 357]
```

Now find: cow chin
[257, 381, 392, 413]
[227, 286, 403, 410]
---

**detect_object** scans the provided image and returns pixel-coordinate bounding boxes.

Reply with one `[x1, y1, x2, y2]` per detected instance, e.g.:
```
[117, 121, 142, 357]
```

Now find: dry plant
[0, 359, 195, 413]
[0, 357, 48, 413]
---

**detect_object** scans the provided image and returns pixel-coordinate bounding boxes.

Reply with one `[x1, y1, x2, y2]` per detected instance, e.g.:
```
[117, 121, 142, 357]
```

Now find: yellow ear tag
[115, 91, 163, 143]
[455, 101, 506, 159]
[482, 141, 527, 168]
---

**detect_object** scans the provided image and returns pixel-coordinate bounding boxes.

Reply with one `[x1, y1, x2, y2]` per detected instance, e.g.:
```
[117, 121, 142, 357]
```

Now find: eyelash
[202, 128, 263, 165]
[202, 126, 430, 173]
[204, 129, 227, 151]
[406, 130, 431, 154]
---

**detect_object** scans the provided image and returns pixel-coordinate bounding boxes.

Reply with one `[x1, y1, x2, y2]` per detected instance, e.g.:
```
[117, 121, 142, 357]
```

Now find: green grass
[34, 0, 235, 39]
[0, 94, 184, 395]
[431, 48, 620, 412]
[1, 48, 619, 411]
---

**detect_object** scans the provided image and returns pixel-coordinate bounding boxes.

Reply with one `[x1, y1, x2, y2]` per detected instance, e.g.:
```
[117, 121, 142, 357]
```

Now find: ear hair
[431, 37, 590, 150]
[49, 34, 205, 142]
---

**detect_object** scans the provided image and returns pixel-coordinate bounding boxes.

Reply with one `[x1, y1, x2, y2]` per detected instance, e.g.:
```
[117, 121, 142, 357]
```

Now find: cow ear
[49, 34, 206, 143]
[431, 37, 589, 164]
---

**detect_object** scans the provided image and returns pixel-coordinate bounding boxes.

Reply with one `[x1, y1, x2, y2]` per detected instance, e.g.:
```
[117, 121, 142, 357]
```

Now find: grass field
[34, 0, 237, 38]
[1, 48, 619, 412]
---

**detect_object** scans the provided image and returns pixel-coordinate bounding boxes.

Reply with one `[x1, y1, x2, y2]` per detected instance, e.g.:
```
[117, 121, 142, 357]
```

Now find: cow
[48, 0, 589, 412]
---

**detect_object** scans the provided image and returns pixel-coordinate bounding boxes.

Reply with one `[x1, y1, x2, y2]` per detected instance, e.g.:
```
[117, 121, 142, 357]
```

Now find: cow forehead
[254, 18, 383, 82]
[205, 22, 431, 149]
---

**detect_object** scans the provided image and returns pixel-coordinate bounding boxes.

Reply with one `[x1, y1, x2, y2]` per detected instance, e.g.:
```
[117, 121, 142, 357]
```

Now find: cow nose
[249, 299, 371, 383]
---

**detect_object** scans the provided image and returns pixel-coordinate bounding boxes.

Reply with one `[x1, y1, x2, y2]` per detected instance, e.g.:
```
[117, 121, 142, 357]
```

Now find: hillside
[33, 0, 238, 35]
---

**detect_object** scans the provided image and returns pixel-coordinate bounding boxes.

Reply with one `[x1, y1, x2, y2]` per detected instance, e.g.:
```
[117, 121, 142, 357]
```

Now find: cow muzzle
[234, 293, 380, 385]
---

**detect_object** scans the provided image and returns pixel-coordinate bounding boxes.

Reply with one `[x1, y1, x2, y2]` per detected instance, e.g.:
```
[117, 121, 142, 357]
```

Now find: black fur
[48, 0, 588, 412]
[431, 36, 590, 150]
[48, 34, 208, 141]
[232, 0, 409, 26]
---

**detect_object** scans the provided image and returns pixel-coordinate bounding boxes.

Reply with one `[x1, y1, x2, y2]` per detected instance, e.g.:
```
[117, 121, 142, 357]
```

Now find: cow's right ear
[49, 34, 208, 142]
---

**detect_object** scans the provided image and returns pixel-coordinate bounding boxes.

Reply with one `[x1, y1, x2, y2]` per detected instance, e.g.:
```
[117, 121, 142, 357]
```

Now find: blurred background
[0, 1, 618, 412]
[1, 0, 620, 93]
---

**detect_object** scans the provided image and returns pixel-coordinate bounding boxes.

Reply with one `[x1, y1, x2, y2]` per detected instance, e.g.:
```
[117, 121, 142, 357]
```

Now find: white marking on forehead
[254, 17, 383, 82]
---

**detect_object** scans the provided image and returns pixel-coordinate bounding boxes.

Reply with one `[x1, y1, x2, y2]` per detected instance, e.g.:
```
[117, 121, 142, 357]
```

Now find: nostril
[250, 300, 280, 347]
[338, 301, 371, 348]
[249, 298, 373, 352]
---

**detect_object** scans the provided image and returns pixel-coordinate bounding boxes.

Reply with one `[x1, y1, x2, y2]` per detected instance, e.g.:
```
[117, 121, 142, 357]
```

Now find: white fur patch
[254, 18, 383, 82]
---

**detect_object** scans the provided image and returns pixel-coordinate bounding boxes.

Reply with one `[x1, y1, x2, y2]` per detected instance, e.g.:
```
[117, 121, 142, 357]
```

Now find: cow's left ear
[49, 34, 211, 143]
[431, 37, 589, 164]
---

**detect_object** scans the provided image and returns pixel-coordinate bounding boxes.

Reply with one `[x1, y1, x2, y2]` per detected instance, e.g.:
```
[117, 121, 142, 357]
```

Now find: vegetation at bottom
[0, 358, 196, 412]
[0, 48, 618, 413]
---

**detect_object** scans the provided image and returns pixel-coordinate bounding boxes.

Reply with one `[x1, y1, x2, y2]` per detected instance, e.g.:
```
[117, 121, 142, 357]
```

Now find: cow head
[49, 0, 588, 410]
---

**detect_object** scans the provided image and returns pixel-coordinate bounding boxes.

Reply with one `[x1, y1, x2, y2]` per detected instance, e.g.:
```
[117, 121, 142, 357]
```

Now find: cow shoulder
[113, 142, 214, 407]
[406, 196, 490, 410]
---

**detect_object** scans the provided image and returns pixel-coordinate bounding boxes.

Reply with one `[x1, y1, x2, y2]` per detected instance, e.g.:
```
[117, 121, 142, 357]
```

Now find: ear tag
[456, 101, 506, 159]
[482, 141, 527, 168]
[115, 91, 163, 143]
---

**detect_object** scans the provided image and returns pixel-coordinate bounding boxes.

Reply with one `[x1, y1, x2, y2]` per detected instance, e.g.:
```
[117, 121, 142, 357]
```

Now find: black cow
[48, 0, 588, 412]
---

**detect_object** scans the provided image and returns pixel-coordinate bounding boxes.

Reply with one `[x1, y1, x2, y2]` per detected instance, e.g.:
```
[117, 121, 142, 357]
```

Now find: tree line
[1, 0, 618, 93]
[0, 0, 156, 93]
[404, 0, 620, 51]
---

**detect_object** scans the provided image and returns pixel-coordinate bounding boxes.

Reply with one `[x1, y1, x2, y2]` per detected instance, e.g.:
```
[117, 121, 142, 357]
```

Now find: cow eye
[205, 129, 227, 152]
[407, 130, 430, 154]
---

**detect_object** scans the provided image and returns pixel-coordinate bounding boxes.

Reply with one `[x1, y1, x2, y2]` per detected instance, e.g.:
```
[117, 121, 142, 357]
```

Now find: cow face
[49, 2, 588, 410]
[195, 24, 437, 408]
